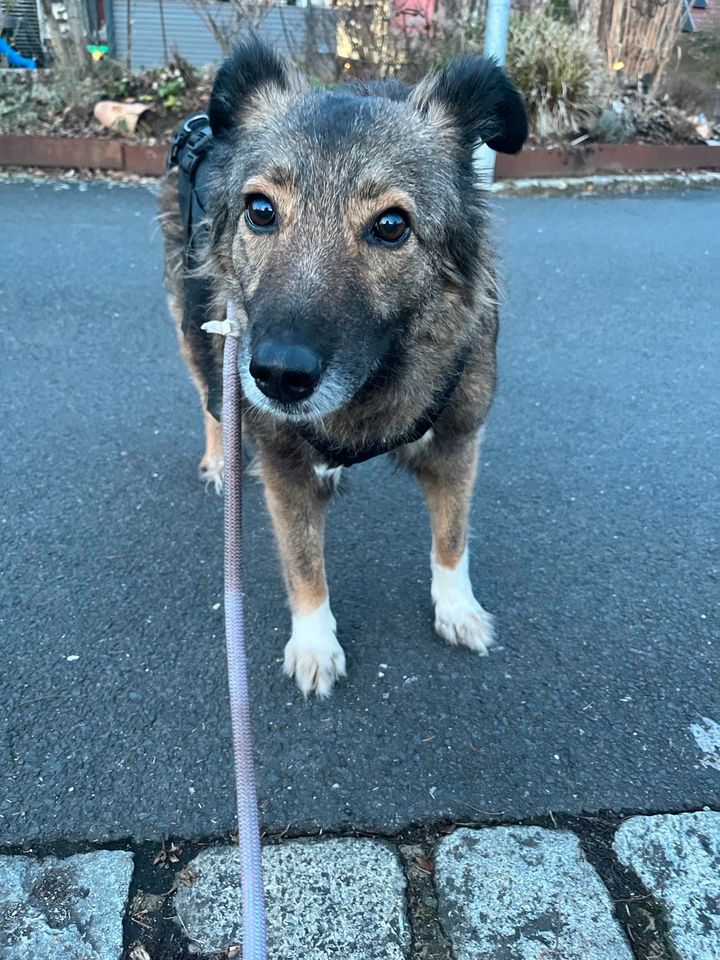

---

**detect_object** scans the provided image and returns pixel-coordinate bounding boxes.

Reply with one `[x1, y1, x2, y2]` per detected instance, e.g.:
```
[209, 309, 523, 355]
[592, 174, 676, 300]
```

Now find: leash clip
[201, 300, 242, 338]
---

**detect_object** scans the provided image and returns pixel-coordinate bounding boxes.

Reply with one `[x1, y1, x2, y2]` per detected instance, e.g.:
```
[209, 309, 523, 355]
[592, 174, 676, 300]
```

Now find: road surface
[1, 181, 718, 846]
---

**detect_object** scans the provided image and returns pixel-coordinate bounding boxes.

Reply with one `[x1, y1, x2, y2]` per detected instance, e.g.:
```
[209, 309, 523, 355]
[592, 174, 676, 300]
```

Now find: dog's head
[204, 41, 527, 421]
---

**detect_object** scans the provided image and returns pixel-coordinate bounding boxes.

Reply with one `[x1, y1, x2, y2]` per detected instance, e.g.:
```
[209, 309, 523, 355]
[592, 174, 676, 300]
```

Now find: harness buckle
[167, 111, 211, 170]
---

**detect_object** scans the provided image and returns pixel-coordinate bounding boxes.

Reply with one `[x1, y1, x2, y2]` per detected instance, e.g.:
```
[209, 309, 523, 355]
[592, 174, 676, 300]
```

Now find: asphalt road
[1, 181, 718, 847]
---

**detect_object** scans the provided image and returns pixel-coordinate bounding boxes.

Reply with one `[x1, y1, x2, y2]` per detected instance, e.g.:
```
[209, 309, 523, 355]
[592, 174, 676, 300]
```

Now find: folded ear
[413, 55, 528, 154]
[208, 40, 289, 137]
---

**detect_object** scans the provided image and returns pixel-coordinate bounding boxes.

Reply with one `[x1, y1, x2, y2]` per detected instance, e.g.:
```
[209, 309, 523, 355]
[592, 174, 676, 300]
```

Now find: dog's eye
[245, 194, 276, 230]
[371, 209, 410, 246]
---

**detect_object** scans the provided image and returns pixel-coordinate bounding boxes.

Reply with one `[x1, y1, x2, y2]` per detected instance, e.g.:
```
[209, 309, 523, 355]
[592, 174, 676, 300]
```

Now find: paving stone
[435, 826, 633, 960]
[614, 811, 720, 960]
[174, 839, 409, 958]
[0, 849, 134, 960]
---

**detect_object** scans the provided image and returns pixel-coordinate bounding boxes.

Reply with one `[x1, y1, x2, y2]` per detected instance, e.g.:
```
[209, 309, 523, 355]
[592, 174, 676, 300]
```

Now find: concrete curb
[489, 170, 720, 194]
[1, 134, 719, 179]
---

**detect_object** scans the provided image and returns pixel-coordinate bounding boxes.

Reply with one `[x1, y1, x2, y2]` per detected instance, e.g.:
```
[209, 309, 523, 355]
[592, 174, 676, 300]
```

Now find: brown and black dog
[160, 40, 527, 697]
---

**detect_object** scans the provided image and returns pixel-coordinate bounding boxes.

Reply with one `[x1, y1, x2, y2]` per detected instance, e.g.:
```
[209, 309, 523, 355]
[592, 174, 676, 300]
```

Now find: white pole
[475, 0, 512, 185]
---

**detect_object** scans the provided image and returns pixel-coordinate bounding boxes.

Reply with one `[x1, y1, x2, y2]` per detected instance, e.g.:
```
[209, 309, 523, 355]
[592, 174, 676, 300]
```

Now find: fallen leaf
[153, 840, 183, 867]
[176, 865, 197, 887]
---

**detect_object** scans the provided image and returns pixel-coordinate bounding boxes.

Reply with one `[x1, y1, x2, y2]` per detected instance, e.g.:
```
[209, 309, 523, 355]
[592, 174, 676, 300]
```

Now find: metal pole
[475, 0, 511, 185]
[158, 0, 169, 65]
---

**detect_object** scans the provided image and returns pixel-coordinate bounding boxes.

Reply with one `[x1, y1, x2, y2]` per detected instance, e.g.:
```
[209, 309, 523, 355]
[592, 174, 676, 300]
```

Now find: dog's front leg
[408, 432, 495, 655]
[259, 453, 345, 697]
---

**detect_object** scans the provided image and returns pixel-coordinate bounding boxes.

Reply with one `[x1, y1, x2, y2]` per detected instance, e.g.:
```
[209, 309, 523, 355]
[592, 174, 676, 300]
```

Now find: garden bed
[2, 50, 717, 150]
[2, 32, 718, 180]
[1, 132, 719, 180]
[0, 62, 213, 143]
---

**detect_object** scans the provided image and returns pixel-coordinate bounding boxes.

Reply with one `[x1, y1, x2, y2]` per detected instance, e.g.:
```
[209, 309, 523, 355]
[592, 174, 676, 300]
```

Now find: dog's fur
[160, 41, 528, 697]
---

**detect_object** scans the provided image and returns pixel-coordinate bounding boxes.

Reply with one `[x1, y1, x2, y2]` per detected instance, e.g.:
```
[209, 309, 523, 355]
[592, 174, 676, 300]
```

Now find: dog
[160, 40, 528, 697]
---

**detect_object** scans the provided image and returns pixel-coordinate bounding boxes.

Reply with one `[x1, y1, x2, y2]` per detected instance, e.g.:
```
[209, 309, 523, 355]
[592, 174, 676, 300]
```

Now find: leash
[207, 305, 268, 959]
[170, 120, 267, 956]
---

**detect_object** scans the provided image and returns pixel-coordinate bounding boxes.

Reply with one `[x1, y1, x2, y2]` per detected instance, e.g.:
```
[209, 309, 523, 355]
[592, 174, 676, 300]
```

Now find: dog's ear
[208, 40, 288, 136]
[413, 55, 528, 154]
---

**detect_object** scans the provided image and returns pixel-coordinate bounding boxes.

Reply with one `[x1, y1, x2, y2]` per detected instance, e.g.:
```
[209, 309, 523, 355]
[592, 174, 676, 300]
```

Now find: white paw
[431, 547, 495, 655]
[198, 455, 224, 494]
[283, 600, 346, 698]
[434, 598, 495, 654]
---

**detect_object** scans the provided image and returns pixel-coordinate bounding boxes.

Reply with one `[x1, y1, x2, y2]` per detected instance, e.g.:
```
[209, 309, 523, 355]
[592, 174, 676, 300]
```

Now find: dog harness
[169, 114, 468, 468]
[168, 112, 224, 419]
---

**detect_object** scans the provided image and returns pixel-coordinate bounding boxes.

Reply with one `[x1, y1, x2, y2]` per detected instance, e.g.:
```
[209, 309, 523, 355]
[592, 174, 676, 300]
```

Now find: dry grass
[507, 13, 610, 137]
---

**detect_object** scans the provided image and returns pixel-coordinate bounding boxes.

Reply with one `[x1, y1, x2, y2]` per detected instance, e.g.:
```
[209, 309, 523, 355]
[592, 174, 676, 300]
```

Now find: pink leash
[221, 315, 268, 958]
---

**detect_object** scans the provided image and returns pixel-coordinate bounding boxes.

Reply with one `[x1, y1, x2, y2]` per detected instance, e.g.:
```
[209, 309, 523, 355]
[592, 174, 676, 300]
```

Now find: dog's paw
[431, 548, 495, 655]
[284, 601, 346, 698]
[198, 454, 224, 494]
[284, 640, 346, 698]
[434, 598, 495, 655]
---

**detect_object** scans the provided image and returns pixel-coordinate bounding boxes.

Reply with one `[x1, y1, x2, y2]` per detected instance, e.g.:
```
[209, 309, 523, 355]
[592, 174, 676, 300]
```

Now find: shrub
[587, 105, 637, 143]
[386, 9, 609, 139]
[506, 12, 609, 138]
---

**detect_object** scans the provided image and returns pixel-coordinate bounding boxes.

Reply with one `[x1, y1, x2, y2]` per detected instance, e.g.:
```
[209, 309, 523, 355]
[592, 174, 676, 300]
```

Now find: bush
[506, 12, 609, 138]
[387, 9, 609, 140]
[586, 105, 637, 143]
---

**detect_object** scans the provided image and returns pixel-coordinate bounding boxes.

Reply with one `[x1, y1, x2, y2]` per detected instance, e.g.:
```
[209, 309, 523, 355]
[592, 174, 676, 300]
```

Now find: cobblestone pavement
[2, 812, 718, 959]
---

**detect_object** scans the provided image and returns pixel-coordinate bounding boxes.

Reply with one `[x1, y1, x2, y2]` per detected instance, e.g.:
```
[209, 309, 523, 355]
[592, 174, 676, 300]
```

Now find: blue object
[0, 37, 37, 68]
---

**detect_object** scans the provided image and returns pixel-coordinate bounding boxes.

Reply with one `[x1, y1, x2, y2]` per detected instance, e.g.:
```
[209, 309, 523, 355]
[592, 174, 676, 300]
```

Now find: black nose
[249, 340, 323, 404]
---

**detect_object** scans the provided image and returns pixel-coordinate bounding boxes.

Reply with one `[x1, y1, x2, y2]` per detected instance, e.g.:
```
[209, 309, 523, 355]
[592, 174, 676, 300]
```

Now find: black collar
[293, 346, 470, 468]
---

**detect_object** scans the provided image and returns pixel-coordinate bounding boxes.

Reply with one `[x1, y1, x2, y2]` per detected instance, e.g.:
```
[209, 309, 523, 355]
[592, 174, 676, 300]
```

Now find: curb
[1, 134, 720, 179]
[0, 135, 167, 176]
[497, 142, 720, 178]
[489, 170, 720, 194]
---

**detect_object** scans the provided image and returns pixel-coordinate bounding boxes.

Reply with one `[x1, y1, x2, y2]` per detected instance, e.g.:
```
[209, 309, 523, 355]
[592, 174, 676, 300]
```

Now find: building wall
[109, 0, 337, 70]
